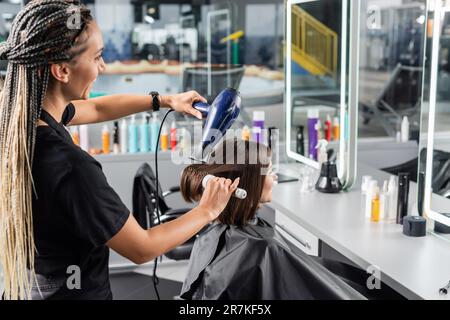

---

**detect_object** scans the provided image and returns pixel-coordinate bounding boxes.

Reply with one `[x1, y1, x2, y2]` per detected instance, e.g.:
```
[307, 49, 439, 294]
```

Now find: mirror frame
[285, 0, 360, 188]
[422, 0, 450, 227]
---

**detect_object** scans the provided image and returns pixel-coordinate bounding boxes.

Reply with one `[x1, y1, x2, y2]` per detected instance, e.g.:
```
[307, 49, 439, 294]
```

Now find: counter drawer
[275, 210, 320, 256]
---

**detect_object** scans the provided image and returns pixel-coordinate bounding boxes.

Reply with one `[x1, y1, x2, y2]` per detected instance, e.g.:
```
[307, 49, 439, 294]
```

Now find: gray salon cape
[180, 217, 366, 300]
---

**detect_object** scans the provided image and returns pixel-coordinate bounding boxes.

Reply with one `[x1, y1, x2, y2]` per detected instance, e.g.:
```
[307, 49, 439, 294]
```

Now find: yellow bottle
[72, 126, 80, 146]
[371, 186, 380, 222]
[102, 125, 110, 154]
[161, 124, 169, 152]
[242, 126, 250, 141]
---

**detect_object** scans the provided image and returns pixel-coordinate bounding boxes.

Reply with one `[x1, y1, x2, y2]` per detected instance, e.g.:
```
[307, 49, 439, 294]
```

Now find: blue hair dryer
[193, 88, 242, 155]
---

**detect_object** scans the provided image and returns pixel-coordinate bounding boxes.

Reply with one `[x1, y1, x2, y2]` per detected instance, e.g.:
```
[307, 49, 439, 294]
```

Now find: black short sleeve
[57, 159, 130, 247]
[61, 103, 76, 126]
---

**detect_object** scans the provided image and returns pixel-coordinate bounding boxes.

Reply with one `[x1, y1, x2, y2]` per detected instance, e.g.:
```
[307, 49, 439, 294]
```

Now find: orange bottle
[72, 126, 80, 146]
[161, 124, 169, 152]
[102, 125, 110, 154]
[332, 116, 340, 141]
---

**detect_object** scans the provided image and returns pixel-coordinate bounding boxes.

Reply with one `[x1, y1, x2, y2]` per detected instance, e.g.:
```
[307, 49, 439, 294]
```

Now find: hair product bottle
[307, 110, 319, 160]
[325, 115, 332, 142]
[102, 125, 110, 154]
[150, 112, 160, 152]
[113, 121, 120, 155]
[296, 125, 305, 156]
[371, 186, 380, 222]
[397, 173, 410, 225]
[120, 118, 127, 154]
[170, 121, 177, 150]
[128, 114, 138, 153]
[79, 124, 89, 152]
[139, 113, 150, 153]
[71, 126, 80, 146]
[242, 125, 251, 141]
[332, 116, 340, 141]
[253, 111, 265, 144]
[161, 124, 169, 152]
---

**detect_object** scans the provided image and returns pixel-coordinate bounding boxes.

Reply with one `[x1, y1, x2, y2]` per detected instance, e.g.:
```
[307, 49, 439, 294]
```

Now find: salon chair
[383, 148, 450, 197]
[132, 163, 206, 260]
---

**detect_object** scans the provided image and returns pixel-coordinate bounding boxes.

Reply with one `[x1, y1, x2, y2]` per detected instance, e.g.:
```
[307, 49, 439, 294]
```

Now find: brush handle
[202, 174, 247, 200]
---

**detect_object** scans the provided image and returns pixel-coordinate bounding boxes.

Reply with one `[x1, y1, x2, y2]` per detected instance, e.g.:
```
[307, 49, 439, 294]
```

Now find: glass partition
[286, 0, 360, 188]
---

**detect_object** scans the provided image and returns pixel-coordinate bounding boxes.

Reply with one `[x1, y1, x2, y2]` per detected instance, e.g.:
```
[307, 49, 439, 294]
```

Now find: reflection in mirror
[358, 0, 427, 184]
[419, 0, 450, 234]
[286, 0, 357, 187]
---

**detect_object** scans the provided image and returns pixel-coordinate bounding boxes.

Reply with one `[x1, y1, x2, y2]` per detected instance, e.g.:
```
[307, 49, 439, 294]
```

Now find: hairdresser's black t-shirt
[31, 103, 130, 300]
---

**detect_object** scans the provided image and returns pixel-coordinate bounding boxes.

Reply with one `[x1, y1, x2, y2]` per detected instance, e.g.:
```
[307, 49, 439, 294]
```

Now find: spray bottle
[315, 139, 329, 167]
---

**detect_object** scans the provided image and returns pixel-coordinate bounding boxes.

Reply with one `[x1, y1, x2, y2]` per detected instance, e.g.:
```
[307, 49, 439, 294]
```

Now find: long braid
[0, 0, 92, 300]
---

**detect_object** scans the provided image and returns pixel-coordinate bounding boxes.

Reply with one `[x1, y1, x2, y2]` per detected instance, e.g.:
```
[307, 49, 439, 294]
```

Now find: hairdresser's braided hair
[0, 0, 92, 300]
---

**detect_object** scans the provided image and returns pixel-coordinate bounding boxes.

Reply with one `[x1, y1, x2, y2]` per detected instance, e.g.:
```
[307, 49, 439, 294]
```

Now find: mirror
[419, 0, 450, 230]
[286, 0, 360, 188]
[357, 0, 427, 204]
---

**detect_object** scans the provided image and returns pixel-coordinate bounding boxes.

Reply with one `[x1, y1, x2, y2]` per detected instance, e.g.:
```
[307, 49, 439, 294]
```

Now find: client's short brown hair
[180, 139, 271, 226]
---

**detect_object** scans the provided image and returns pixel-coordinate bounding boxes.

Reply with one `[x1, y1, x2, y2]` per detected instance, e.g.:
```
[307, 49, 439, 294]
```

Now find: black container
[296, 126, 305, 156]
[396, 173, 410, 225]
[315, 162, 343, 193]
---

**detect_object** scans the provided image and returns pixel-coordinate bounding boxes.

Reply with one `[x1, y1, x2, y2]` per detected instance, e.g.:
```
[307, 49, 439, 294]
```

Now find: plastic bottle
[315, 139, 328, 167]
[170, 121, 177, 150]
[242, 125, 251, 141]
[365, 180, 378, 219]
[128, 114, 138, 153]
[371, 186, 380, 222]
[150, 112, 160, 152]
[102, 125, 110, 154]
[325, 115, 332, 142]
[71, 126, 80, 146]
[161, 124, 169, 152]
[296, 126, 305, 156]
[307, 110, 319, 160]
[316, 119, 323, 141]
[113, 121, 120, 155]
[387, 176, 398, 223]
[79, 125, 89, 152]
[401, 116, 410, 143]
[332, 116, 340, 141]
[120, 119, 127, 154]
[380, 180, 389, 221]
[253, 111, 265, 144]
[139, 113, 150, 153]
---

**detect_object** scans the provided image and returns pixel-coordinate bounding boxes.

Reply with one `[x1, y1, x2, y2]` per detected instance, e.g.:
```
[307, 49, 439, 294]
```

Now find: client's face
[260, 164, 277, 203]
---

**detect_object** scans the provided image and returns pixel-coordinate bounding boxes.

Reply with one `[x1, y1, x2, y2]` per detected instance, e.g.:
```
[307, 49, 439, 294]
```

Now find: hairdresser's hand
[198, 177, 241, 221]
[161, 91, 207, 120]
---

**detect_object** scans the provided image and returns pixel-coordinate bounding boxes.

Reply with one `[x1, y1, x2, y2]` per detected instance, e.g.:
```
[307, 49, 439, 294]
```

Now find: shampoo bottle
[79, 124, 89, 152]
[128, 114, 138, 153]
[332, 116, 340, 141]
[170, 121, 177, 150]
[139, 113, 150, 153]
[387, 176, 398, 223]
[325, 115, 332, 142]
[71, 126, 80, 146]
[371, 186, 380, 222]
[307, 110, 319, 160]
[150, 112, 160, 152]
[161, 124, 169, 152]
[120, 119, 127, 154]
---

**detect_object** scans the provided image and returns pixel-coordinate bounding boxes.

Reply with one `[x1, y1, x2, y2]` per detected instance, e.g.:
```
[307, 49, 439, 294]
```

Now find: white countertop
[269, 163, 450, 300]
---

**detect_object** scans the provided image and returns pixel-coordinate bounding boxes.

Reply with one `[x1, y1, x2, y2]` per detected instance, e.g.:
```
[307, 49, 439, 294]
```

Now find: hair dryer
[192, 88, 242, 158]
[202, 174, 247, 200]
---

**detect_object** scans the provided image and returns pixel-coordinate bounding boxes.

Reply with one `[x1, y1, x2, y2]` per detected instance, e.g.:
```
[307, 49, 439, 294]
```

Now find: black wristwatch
[150, 91, 160, 112]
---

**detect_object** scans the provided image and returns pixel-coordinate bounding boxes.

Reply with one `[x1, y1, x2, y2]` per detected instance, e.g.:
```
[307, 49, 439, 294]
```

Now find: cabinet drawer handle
[276, 223, 312, 250]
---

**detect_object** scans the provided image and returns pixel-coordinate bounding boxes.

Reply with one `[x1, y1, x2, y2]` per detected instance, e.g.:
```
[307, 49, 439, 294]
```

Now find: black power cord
[152, 109, 174, 300]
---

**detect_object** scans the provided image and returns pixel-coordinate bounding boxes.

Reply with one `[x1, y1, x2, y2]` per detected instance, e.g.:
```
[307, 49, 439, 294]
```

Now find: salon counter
[269, 163, 450, 300]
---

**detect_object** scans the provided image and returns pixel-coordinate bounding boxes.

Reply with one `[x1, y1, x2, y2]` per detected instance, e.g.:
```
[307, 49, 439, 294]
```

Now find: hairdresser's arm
[68, 91, 206, 125]
[107, 177, 240, 265]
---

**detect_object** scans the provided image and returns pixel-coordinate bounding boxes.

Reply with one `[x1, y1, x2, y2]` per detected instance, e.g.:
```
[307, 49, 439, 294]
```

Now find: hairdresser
[0, 0, 240, 300]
